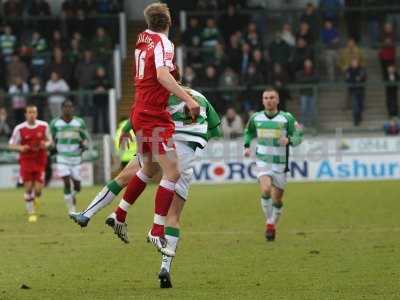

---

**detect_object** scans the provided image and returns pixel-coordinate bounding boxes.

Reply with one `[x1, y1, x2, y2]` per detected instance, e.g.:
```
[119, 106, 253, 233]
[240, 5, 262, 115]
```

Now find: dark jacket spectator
[182, 17, 202, 48]
[239, 43, 252, 76]
[90, 66, 111, 133]
[244, 22, 262, 50]
[74, 50, 97, 89]
[7, 54, 30, 85]
[219, 4, 246, 42]
[296, 22, 314, 46]
[252, 49, 268, 82]
[300, 3, 319, 39]
[182, 17, 203, 67]
[345, 58, 367, 126]
[29, 0, 51, 16]
[268, 33, 292, 68]
[241, 62, 264, 111]
[384, 65, 399, 117]
[291, 38, 314, 73]
[226, 33, 242, 73]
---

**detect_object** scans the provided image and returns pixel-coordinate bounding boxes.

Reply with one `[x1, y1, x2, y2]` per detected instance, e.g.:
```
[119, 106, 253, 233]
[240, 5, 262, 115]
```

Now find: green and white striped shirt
[167, 89, 221, 148]
[244, 110, 303, 173]
[50, 117, 89, 165]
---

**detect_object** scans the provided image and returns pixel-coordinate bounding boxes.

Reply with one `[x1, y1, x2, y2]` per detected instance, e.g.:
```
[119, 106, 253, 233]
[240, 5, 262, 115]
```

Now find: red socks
[151, 180, 175, 237]
[115, 170, 150, 222]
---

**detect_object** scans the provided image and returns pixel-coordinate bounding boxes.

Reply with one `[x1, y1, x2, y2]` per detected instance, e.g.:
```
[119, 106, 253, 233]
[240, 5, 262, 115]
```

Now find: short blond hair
[144, 2, 171, 32]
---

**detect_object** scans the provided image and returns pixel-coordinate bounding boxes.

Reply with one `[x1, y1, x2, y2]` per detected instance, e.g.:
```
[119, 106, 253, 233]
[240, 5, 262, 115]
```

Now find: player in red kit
[103, 3, 199, 257]
[9, 105, 52, 222]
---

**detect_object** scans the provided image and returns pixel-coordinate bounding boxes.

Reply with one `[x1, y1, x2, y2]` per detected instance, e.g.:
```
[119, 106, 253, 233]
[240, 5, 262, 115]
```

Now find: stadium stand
[0, 0, 123, 134]
[163, 0, 400, 134]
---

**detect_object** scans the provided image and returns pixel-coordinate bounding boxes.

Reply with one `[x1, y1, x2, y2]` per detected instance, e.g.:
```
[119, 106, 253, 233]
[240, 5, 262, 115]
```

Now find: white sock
[25, 201, 34, 214]
[270, 203, 283, 226]
[83, 186, 117, 218]
[161, 233, 179, 273]
[24, 193, 34, 214]
[64, 194, 76, 213]
[261, 196, 273, 224]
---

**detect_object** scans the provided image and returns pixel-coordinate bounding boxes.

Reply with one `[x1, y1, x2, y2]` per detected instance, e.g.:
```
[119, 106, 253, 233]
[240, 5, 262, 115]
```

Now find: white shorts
[137, 141, 196, 200]
[56, 164, 82, 181]
[256, 161, 287, 190]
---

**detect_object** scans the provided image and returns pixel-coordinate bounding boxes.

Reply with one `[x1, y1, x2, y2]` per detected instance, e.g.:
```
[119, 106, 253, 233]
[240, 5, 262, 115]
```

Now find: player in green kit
[244, 87, 303, 241]
[70, 87, 221, 288]
[50, 100, 89, 214]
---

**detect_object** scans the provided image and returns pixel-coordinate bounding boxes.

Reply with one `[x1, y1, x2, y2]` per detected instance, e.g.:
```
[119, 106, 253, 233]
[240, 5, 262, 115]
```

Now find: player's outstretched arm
[205, 99, 222, 139]
[286, 113, 303, 147]
[244, 114, 257, 154]
[157, 67, 200, 119]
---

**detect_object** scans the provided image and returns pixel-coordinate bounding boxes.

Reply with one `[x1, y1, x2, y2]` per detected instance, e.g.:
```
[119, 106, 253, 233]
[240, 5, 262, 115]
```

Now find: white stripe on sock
[119, 199, 131, 212]
[137, 169, 151, 183]
[160, 179, 175, 191]
[154, 214, 166, 225]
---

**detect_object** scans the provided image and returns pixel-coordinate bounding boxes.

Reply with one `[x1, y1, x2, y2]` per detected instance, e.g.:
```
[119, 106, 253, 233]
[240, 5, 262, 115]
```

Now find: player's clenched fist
[186, 97, 200, 120]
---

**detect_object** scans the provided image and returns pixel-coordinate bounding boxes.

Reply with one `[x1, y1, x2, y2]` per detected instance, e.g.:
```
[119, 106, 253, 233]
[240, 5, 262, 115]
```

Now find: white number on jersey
[135, 49, 146, 79]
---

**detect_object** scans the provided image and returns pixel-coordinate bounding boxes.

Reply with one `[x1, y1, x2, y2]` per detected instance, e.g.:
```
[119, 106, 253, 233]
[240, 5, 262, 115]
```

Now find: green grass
[0, 181, 399, 300]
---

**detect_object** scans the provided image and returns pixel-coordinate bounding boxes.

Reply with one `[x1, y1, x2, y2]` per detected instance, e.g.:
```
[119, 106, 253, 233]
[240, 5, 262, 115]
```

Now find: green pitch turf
[0, 181, 399, 300]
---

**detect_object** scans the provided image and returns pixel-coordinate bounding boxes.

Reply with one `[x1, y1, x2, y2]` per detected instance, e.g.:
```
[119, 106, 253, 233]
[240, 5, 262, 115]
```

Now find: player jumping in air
[9, 104, 52, 222]
[244, 87, 303, 241]
[50, 100, 89, 214]
[101, 3, 199, 256]
[70, 87, 221, 288]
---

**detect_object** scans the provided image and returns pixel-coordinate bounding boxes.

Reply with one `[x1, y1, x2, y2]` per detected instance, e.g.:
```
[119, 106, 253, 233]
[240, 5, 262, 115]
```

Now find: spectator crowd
[0, 0, 122, 137]
[177, 0, 400, 132]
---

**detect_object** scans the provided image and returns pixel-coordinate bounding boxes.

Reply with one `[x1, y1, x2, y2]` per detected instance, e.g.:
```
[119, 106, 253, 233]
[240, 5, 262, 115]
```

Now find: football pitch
[0, 181, 399, 300]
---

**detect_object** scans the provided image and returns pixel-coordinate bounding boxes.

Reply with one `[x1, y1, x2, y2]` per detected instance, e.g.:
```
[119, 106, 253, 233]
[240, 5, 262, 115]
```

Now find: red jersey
[134, 29, 175, 111]
[9, 120, 51, 167]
